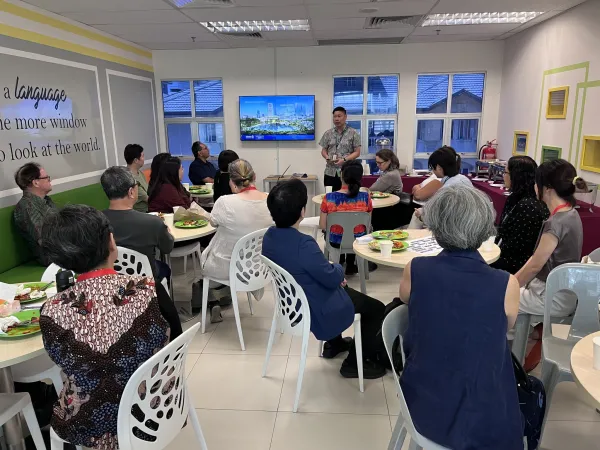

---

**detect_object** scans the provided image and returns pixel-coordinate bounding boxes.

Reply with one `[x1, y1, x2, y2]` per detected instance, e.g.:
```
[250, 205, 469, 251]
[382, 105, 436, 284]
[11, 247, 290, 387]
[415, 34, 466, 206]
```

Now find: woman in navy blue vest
[399, 184, 524, 449]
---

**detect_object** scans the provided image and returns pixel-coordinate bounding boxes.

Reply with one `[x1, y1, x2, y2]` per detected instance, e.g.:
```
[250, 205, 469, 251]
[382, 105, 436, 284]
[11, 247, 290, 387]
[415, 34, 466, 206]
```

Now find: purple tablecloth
[362, 175, 428, 192]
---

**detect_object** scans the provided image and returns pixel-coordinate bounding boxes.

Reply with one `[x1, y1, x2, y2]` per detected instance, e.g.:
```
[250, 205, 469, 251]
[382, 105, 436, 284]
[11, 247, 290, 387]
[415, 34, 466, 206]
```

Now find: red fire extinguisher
[479, 139, 497, 160]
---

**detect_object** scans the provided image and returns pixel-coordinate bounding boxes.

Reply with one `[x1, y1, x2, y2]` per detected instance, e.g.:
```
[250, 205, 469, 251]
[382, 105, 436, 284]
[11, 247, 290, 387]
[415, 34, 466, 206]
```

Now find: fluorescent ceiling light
[422, 12, 544, 26]
[200, 20, 310, 33]
[170, 0, 195, 7]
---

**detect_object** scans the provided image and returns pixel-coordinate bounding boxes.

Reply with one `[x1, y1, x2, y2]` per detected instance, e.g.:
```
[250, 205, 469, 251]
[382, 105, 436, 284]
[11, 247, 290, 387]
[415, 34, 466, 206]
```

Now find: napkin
[173, 202, 210, 222]
[0, 282, 17, 303]
[0, 316, 20, 333]
[356, 235, 374, 244]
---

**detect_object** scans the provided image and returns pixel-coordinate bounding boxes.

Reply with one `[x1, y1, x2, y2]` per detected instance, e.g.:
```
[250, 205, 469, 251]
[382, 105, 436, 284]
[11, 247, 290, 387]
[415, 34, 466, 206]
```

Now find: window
[414, 73, 485, 170]
[162, 79, 224, 183]
[333, 75, 399, 158]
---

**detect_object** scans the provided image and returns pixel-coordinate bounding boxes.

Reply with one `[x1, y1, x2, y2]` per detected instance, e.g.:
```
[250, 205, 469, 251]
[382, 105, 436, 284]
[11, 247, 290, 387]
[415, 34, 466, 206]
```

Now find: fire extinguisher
[479, 139, 497, 160]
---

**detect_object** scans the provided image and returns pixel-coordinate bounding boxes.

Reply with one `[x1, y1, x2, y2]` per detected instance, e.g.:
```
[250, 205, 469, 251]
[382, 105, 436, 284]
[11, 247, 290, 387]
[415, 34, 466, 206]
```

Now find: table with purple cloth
[362, 175, 427, 192]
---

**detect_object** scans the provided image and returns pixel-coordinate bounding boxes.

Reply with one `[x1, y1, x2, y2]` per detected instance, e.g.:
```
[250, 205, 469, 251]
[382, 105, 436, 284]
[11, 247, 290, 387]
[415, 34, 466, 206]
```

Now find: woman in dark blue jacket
[262, 179, 386, 379]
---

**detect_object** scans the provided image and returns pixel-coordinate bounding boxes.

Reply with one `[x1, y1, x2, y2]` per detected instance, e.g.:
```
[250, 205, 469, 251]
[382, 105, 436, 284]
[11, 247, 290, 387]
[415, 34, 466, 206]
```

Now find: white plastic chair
[115, 247, 170, 296]
[588, 247, 600, 262]
[0, 393, 46, 450]
[382, 305, 450, 450]
[261, 256, 363, 413]
[51, 324, 207, 450]
[168, 241, 202, 275]
[41, 263, 62, 283]
[539, 263, 600, 439]
[201, 229, 271, 351]
[299, 216, 320, 240]
[11, 355, 63, 394]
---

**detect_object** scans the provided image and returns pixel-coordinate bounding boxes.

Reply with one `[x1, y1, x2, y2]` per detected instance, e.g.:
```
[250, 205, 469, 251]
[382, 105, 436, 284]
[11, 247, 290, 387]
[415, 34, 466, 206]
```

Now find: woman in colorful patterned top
[320, 160, 373, 275]
[40, 205, 171, 449]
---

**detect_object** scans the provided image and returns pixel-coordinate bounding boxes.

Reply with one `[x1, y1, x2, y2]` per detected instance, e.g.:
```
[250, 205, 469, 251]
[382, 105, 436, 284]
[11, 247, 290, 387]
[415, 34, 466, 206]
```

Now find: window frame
[161, 78, 225, 161]
[333, 74, 399, 159]
[414, 72, 486, 168]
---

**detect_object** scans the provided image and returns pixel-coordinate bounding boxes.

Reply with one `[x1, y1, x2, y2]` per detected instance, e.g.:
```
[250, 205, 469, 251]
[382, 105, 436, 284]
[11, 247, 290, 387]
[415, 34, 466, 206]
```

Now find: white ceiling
[23, 0, 589, 50]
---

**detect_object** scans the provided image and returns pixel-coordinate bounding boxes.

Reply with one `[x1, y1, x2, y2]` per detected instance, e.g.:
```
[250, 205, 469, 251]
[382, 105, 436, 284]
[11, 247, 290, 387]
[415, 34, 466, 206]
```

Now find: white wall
[153, 41, 504, 191]
[498, 0, 600, 190]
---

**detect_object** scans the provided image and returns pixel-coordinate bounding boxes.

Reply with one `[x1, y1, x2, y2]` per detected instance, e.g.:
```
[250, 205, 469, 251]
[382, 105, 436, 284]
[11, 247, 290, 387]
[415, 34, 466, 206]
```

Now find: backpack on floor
[512, 353, 547, 450]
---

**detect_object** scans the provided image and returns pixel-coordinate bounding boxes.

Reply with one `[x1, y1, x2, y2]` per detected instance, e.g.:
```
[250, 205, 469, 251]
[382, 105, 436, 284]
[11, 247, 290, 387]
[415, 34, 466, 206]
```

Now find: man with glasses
[13, 162, 57, 265]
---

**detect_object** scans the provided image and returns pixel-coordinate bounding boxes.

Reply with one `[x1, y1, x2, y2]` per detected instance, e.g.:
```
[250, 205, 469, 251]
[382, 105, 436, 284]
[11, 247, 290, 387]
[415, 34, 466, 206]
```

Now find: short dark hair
[123, 144, 144, 165]
[14, 162, 42, 190]
[267, 179, 308, 228]
[218, 149, 239, 172]
[41, 205, 113, 273]
[428, 146, 460, 177]
[192, 141, 204, 159]
[536, 159, 588, 206]
[101, 166, 137, 200]
[332, 106, 347, 115]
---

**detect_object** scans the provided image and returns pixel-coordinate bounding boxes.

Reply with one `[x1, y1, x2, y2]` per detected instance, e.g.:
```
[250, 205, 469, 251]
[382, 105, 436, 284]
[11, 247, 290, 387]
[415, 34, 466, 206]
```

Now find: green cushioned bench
[0, 183, 109, 284]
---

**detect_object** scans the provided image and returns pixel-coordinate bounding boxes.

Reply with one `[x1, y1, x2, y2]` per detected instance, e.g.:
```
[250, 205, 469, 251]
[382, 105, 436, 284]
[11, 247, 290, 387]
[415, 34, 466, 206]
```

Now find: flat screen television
[239, 95, 315, 141]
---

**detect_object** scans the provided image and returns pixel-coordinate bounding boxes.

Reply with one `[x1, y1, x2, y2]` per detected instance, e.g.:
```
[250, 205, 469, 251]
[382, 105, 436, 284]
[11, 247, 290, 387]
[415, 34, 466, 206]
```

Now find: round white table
[163, 214, 217, 243]
[352, 229, 501, 269]
[312, 193, 400, 209]
[571, 331, 600, 409]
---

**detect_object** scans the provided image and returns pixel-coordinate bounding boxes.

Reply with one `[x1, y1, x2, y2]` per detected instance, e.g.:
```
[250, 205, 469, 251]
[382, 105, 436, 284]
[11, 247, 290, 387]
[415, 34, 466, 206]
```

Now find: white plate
[491, 184, 505, 188]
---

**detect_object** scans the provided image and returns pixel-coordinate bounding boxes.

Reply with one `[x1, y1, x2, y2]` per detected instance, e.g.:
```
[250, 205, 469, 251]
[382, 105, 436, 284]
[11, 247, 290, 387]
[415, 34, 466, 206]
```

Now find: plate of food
[0, 310, 41, 339]
[174, 219, 209, 229]
[371, 191, 391, 199]
[371, 230, 409, 240]
[14, 283, 50, 303]
[189, 187, 211, 195]
[368, 240, 409, 252]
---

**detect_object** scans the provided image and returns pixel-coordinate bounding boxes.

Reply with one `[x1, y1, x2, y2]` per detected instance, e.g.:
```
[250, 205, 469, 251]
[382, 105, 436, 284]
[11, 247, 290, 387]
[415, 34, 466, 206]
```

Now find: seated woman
[148, 156, 192, 213]
[409, 146, 473, 229]
[148, 152, 171, 193]
[491, 156, 549, 274]
[213, 149, 239, 203]
[39, 205, 181, 449]
[201, 159, 273, 322]
[399, 185, 523, 449]
[516, 159, 586, 317]
[320, 160, 372, 275]
[263, 179, 386, 379]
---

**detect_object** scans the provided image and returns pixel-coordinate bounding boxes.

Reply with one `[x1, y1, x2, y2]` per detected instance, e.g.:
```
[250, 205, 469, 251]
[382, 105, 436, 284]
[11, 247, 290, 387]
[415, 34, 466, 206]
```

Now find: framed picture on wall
[546, 86, 569, 119]
[513, 131, 530, 155]
[581, 135, 600, 174]
[541, 145, 562, 163]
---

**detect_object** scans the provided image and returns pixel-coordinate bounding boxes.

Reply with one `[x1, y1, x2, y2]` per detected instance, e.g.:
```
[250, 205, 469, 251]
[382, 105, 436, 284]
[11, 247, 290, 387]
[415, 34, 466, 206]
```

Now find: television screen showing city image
[239, 95, 315, 141]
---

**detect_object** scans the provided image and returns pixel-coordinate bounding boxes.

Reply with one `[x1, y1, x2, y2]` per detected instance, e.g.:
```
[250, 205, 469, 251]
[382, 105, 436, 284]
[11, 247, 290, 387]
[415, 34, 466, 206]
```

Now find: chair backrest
[325, 212, 371, 252]
[114, 247, 154, 278]
[117, 323, 200, 450]
[544, 263, 600, 341]
[229, 228, 270, 292]
[41, 263, 62, 283]
[588, 247, 600, 263]
[261, 256, 311, 338]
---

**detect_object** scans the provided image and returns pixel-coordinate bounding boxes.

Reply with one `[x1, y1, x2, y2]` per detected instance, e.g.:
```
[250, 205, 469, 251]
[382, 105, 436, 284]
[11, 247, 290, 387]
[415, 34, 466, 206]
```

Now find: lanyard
[551, 203, 571, 216]
[335, 126, 347, 152]
[77, 268, 117, 282]
[239, 185, 257, 194]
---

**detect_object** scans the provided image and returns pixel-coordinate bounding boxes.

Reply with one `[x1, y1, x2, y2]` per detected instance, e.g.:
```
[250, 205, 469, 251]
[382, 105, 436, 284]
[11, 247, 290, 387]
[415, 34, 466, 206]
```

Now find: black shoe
[322, 337, 352, 359]
[368, 262, 378, 272]
[340, 359, 387, 379]
[345, 264, 359, 276]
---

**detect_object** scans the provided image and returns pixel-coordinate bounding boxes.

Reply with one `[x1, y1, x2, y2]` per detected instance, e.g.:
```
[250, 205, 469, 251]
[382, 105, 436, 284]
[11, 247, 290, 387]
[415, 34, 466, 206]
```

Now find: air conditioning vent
[169, 0, 234, 8]
[318, 37, 405, 46]
[366, 15, 424, 28]
[218, 32, 264, 39]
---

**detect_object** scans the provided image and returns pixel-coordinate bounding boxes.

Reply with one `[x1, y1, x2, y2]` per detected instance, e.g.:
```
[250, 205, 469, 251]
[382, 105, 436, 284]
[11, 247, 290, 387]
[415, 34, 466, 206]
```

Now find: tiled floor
[166, 251, 600, 450]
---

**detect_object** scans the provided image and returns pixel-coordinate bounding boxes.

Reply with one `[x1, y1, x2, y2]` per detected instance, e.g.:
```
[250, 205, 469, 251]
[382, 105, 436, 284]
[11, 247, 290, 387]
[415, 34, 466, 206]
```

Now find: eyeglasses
[37, 176, 51, 182]
[375, 160, 386, 166]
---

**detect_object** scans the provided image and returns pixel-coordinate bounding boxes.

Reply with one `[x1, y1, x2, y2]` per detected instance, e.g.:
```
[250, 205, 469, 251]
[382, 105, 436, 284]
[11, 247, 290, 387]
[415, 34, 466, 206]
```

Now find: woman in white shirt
[201, 159, 273, 322]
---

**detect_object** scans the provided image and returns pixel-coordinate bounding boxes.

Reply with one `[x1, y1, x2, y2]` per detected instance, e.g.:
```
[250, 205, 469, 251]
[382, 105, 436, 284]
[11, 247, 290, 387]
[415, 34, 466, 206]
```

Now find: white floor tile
[383, 373, 401, 416]
[185, 353, 200, 378]
[187, 353, 287, 411]
[278, 356, 388, 415]
[165, 409, 276, 450]
[270, 412, 392, 450]
[546, 381, 600, 422]
[220, 291, 276, 319]
[541, 419, 600, 450]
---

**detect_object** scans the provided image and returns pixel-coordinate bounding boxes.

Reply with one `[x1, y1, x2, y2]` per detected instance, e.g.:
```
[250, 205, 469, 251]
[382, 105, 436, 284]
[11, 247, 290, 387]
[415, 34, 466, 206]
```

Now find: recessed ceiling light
[170, 0, 196, 7]
[422, 12, 544, 26]
[200, 20, 311, 33]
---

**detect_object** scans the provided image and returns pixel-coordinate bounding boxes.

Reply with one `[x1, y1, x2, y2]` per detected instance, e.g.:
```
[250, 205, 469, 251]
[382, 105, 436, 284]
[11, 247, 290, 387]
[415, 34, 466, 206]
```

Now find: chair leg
[512, 314, 532, 365]
[364, 258, 370, 280]
[49, 369, 64, 394]
[192, 252, 197, 274]
[263, 308, 278, 377]
[247, 291, 254, 316]
[318, 340, 324, 357]
[21, 402, 45, 450]
[408, 439, 422, 450]
[201, 279, 210, 334]
[50, 428, 63, 450]
[354, 316, 364, 393]
[388, 417, 407, 450]
[183, 255, 188, 274]
[231, 290, 246, 351]
[540, 362, 560, 440]
[294, 332, 310, 413]
[357, 256, 367, 295]
[187, 398, 209, 450]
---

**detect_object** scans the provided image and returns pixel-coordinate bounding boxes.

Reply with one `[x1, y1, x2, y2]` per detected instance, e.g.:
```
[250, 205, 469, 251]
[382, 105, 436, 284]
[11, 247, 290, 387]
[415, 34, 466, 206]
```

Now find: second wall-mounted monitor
[240, 95, 315, 141]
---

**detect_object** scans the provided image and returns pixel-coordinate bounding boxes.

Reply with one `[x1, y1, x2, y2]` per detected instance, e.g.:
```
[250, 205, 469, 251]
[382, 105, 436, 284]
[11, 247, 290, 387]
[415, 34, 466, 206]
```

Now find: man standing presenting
[189, 141, 216, 185]
[319, 107, 361, 191]
[124, 144, 148, 212]
[13, 162, 56, 265]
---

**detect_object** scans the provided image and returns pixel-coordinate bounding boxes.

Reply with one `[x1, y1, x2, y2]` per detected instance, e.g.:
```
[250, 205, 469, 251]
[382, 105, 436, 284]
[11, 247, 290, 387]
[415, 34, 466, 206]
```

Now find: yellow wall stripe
[0, 0, 152, 59]
[0, 23, 153, 72]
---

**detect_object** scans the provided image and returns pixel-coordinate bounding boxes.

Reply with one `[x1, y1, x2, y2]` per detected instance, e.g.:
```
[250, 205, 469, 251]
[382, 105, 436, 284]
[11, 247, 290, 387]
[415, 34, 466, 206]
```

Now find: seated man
[13, 162, 56, 265]
[263, 178, 387, 379]
[124, 143, 149, 212]
[101, 166, 174, 282]
[189, 141, 216, 185]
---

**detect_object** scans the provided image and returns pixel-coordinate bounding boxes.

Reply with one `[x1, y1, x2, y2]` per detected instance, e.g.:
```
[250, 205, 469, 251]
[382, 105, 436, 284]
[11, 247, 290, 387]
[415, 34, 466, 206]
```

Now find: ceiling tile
[308, 1, 437, 19]
[261, 31, 315, 41]
[431, 0, 569, 14]
[62, 10, 192, 25]
[94, 23, 219, 43]
[403, 34, 496, 43]
[310, 17, 367, 30]
[144, 41, 231, 50]
[227, 0, 304, 5]
[225, 39, 317, 48]
[314, 27, 412, 39]
[181, 6, 308, 22]
[412, 23, 518, 35]
[23, 0, 171, 13]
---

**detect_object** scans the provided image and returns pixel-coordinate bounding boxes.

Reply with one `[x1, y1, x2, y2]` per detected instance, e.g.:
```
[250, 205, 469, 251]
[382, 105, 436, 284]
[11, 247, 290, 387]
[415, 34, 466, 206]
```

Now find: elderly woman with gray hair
[398, 185, 524, 449]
